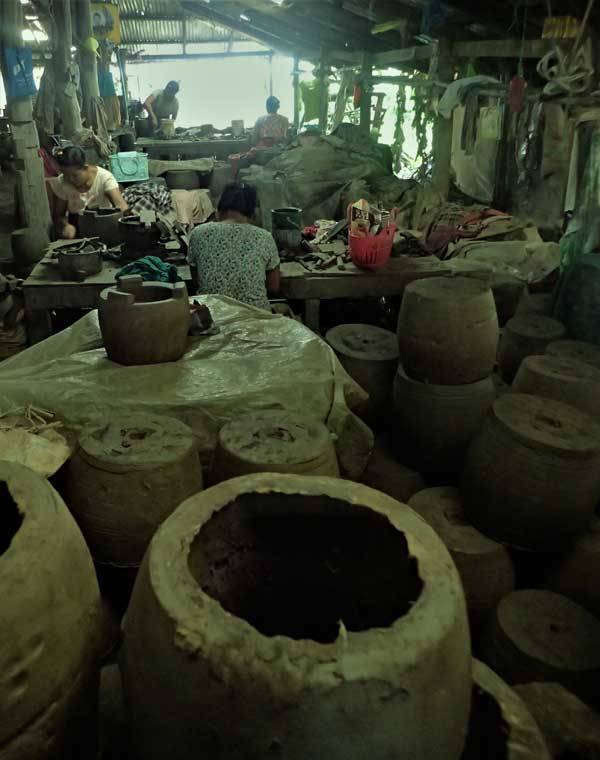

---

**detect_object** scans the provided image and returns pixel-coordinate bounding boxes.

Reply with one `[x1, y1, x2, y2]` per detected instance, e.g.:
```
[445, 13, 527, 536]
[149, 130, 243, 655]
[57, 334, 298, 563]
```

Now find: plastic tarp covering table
[0, 296, 371, 476]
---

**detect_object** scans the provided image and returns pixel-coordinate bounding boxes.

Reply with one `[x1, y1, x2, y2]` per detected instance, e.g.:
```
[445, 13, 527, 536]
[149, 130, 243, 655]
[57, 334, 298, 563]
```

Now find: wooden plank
[279, 260, 449, 300]
[373, 43, 435, 66]
[360, 52, 372, 136]
[452, 39, 554, 59]
[431, 40, 454, 200]
[371, 18, 408, 35]
[318, 55, 330, 133]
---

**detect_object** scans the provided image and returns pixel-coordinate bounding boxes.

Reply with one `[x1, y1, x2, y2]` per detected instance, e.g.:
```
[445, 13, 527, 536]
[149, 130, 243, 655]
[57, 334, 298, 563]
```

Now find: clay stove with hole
[99, 275, 190, 365]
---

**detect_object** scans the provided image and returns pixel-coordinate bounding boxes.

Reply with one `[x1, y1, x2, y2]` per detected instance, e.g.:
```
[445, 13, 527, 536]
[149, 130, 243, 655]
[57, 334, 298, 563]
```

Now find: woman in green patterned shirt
[187, 183, 281, 311]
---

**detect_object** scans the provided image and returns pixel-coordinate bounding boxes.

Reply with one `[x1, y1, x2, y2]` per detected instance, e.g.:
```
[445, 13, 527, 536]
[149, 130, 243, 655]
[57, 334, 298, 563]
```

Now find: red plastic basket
[348, 205, 396, 271]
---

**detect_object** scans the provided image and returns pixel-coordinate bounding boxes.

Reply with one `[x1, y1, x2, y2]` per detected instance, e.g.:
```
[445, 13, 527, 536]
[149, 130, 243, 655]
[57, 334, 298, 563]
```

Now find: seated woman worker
[187, 182, 280, 311]
[50, 146, 129, 240]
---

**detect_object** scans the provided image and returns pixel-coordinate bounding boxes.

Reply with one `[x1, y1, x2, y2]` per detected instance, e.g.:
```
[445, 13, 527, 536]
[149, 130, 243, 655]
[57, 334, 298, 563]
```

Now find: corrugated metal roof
[113, 0, 247, 45]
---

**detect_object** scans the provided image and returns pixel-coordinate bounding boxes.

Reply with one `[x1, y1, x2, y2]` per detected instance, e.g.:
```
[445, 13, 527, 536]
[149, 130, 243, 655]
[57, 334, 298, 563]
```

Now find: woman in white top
[50, 146, 129, 239]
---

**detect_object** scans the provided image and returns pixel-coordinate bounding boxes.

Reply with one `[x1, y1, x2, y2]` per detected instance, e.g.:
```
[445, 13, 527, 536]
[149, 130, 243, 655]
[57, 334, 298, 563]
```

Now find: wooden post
[332, 68, 353, 130]
[117, 47, 130, 126]
[292, 54, 300, 130]
[431, 40, 454, 199]
[318, 55, 330, 133]
[0, 0, 51, 246]
[52, 0, 83, 138]
[360, 52, 372, 136]
[74, 0, 101, 129]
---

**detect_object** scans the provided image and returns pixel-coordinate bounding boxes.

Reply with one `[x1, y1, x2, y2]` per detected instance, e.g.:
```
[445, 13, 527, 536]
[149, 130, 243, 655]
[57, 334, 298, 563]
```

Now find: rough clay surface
[545, 516, 600, 617]
[326, 324, 399, 429]
[0, 462, 100, 753]
[66, 414, 203, 566]
[546, 339, 600, 370]
[361, 438, 425, 503]
[409, 488, 514, 632]
[462, 394, 600, 550]
[398, 276, 499, 385]
[492, 393, 600, 454]
[513, 354, 600, 422]
[0, 670, 98, 760]
[481, 590, 600, 703]
[393, 366, 495, 483]
[514, 682, 600, 759]
[326, 324, 399, 362]
[78, 413, 198, 471]
[499, 315, 565, 382]
[463, 659, 550, 759]
[121, 474, 472, 760]
[211, 410, 339, 481]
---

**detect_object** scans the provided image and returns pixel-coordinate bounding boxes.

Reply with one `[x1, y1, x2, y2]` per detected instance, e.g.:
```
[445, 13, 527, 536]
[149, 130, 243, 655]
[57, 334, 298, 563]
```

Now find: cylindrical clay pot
[409, 487, 515, 634]
[546, 338, 600, 370]
[516, 291, 553, 318]
[545, 517, 600, 617]
[361, 438, 425, 503]
[79, 208, 121, 248]
[393, 366, 496, 483]
[121, 474, 472, 760]
[513, 354, 600, 422]
[462, 394, 600, 551]
[65, 414, 203, 567]
[397, 276, 499, 385]
[0, 462, 101, 760]
[326, 323, 399, 430]
[209, 410, 339, 483]
[491, 275, 526, 327]
[480, 590, 600, 705]
[463, 659, 550, 759]
[99, 274, 190, 365]
[498, 315, 565, 383]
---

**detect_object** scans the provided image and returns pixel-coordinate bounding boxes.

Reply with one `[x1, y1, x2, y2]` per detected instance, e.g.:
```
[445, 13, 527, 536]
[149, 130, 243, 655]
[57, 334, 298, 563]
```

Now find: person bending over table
[187, 182, 280, 311]
[144, 81, 180, 134]
[50, 146, 129, 240]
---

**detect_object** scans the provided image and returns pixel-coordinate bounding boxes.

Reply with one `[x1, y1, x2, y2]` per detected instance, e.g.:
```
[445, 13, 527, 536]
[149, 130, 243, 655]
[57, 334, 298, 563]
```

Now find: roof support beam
[452, 38, 555, 58]
[127, 50, 273, 63]
[372, 43, 436, 66]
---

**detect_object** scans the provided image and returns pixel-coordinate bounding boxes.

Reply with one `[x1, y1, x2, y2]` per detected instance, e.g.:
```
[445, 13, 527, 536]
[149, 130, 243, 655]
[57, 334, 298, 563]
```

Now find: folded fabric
[123, 182, 173, 215]
[116, 255, 181, 283]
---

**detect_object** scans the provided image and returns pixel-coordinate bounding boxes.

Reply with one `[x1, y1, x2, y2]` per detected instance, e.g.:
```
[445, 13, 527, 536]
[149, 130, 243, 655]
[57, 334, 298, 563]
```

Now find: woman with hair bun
[187, 182, 280, 311]
[50, 146, 129, 239]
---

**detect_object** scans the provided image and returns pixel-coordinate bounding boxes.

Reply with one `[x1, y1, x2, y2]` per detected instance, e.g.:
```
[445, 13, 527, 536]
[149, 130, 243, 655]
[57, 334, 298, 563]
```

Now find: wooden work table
[136, 137, 251, 161]
[279, 256, 450, 330]
[23, 256, 192, 344]
[23, 253, 447, 344]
